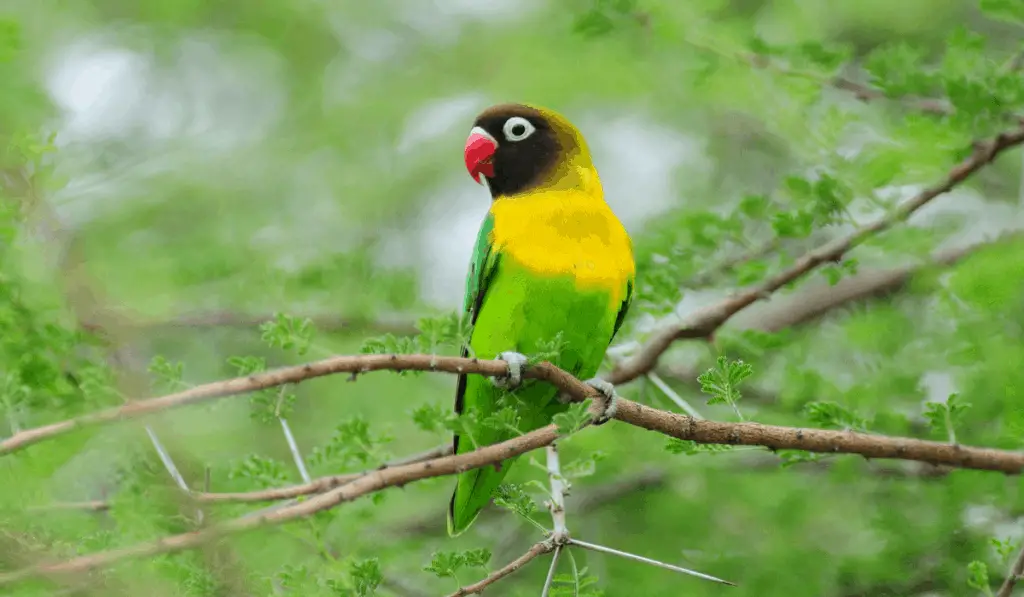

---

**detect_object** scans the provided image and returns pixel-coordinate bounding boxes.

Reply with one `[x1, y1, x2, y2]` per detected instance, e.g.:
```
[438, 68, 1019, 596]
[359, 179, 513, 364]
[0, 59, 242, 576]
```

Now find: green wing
[452, 212, 500, 456]
[447, 212, 503, 536]
[611, 277, 634, 342]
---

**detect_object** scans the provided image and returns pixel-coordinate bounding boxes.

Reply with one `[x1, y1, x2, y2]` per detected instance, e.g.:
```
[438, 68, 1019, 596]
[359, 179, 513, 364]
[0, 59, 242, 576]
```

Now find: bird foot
[491, 351, 529, 390]
[584, 378, 618, 425]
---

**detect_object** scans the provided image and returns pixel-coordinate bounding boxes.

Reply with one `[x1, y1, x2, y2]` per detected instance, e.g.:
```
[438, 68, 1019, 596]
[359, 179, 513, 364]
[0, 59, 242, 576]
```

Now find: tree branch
[733, 237, 1002, 333]
[659, 236, 1017, 405]
[445, 541, 555, 597]
[0, 422, 565, 586]
[997, 543, 1024, 597]
[2, 354, 1022, 474]
[0, 352, 1021, 585]
[608, 126, 1024, 384]
[32, 446, 452, 512]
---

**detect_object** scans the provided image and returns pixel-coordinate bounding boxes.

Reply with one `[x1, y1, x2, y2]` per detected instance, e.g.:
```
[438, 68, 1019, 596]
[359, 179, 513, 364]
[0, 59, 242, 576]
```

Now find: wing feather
[453, 212, 500, 454]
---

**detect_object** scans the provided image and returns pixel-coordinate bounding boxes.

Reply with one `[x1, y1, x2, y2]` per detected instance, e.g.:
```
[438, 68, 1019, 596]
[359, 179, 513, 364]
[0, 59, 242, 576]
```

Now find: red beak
[464, 132, 497, 184]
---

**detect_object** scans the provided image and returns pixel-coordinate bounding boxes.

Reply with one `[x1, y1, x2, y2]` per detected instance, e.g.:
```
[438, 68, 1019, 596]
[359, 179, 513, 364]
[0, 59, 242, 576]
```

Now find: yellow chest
[488, 189, 635, 304]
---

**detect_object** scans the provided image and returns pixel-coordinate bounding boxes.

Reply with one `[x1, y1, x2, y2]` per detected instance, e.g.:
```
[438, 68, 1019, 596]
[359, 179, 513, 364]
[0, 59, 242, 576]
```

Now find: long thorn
[568, 538, 736, 586]
[647, 372, 704, 419]
[145, 426, 203, 523]
[540, 545, 562, 597]
[279, 418, 311, 483]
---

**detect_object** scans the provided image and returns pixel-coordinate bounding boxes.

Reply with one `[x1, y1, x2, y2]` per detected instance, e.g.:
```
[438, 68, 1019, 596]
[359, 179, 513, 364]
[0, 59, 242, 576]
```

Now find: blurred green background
[2, 0, 1024, 595]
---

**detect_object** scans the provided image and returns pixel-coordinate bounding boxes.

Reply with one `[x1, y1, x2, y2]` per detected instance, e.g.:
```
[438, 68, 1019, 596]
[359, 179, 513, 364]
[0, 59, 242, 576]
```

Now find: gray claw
[584, 378, 618, 425]
[492, 351, 529, 390]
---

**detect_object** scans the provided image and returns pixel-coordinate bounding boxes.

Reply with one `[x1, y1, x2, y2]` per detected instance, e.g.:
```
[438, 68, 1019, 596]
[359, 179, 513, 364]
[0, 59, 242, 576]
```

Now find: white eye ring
[502, 116, 535, 142]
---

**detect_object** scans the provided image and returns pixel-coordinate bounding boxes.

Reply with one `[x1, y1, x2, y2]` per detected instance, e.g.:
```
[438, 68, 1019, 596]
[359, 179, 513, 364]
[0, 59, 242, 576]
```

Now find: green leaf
[411, 401, 447, 434]
[423, 549, 488, 580]
[777, 450, 825, 468]
[462, 548, 492, 569]
[443, 408, 486, 450]
[481, 406, 523, 436]
[309, 416, 393, 469]
[530, 331, 568, 364]
[563, 450, 607, 478]
[697, 356, 752, 420]
[148, 355, 184, 392]
[738, 194, 771, 219]
[980, 0, 1024, 23]
[549, 564, 604, 596]
[864, 42, 935, 97]
[553, 399, 593, 435]
[229, 454, 290, 488]
[349, 558, 383, 597]
[227, 355, 266, 376]
[259, 312, 314, 355]
[990, 537, 1019, 563]
[492, 483, 538, 518]
[966, 560, 991, 592]
[665, 439, 734, 455]
[414, 311, 470, 353]
[771, 210, 815, 239]
[923, 393, 972, 442]
[803, 401, 870, 431]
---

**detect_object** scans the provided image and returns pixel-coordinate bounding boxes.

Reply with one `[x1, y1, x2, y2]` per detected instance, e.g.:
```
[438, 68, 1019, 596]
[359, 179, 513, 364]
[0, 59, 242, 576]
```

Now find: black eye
[502, 116, 535, 142]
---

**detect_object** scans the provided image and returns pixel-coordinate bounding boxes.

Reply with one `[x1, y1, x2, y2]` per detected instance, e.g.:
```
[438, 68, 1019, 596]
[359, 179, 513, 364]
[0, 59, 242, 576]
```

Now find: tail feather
[446, 456, 518, 536]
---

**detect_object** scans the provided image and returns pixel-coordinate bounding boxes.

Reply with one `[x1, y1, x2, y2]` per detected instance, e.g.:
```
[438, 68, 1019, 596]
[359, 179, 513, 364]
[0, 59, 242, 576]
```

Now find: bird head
[463, 103, 592, 199]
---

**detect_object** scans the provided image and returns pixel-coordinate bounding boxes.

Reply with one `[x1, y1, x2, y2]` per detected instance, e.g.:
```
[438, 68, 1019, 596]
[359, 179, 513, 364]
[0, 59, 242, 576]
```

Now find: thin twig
[685, 239, 782, 288]
[997, 543, 1024, 597]
[0, 423, 566, 586]
[724, 45, 955, 116]
[608, 126, 1024, 384]
[3, 355, 1023, 473]
[445, 541, 555, 597]
[568, 538, 736, 586]
[731, 236, 1013, 333]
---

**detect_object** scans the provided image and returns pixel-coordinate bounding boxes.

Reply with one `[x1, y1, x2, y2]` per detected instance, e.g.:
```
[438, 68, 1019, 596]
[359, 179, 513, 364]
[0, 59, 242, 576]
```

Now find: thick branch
[3, 355, 1022, 474]
[0, 355, 512, 455]
[1, 352, 1022, 583]
[608, 126, 1024, 384]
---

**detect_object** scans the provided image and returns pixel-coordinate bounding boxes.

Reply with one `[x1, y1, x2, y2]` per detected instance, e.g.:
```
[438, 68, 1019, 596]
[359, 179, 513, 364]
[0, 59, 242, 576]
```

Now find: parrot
[447, 103, 636, 537]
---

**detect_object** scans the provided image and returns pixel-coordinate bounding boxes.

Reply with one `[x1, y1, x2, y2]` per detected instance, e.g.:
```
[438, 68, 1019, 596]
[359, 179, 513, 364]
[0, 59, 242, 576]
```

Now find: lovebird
[447, 103, 636, 536]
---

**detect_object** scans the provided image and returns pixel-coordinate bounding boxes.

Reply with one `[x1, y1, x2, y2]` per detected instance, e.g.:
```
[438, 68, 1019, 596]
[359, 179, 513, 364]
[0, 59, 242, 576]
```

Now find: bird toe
[583, 378, 618, 425]
[492, 351, 529, 389]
